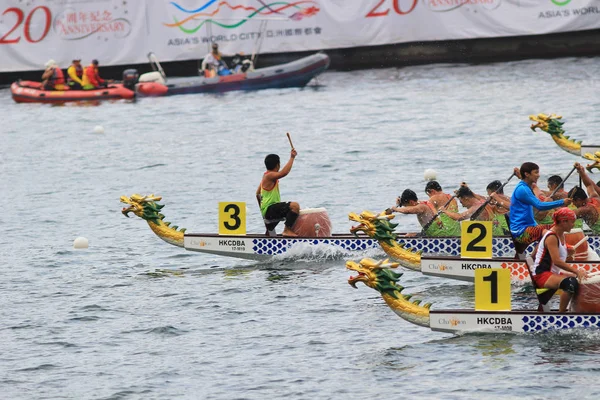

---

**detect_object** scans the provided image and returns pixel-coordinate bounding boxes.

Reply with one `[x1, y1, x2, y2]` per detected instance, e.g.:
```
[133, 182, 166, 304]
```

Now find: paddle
[549, 165, 577, 198]
[286, 132, 295, 150]
[469, 172, 516, 221]
[418, 192, 458, 236]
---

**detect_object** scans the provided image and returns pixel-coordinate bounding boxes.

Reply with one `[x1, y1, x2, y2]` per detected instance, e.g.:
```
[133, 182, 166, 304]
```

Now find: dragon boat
[349, 210, 600, 274]
[530, 113, 600, 171]
[347, 258, 600, 334]
[120, 194, 600, 261]
[134, 53, 329, 97]
[10, 80, 135, 104]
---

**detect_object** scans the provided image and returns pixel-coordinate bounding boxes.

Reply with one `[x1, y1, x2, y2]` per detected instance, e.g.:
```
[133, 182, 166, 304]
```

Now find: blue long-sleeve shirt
[509, 180, 565, 236]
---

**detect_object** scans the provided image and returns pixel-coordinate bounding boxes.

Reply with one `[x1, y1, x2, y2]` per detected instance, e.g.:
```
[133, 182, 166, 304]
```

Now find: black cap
[92, 59, 99, 65]
[211, 43, 218, 49]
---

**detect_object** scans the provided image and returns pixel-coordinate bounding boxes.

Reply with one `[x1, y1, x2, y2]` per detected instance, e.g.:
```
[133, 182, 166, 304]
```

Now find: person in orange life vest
[67, 58, 84, 90]
[82, 59, 106, 90]
[41, 60, 67, 91]
[530, 207, 588, 312]
[256, 150, 300, 237]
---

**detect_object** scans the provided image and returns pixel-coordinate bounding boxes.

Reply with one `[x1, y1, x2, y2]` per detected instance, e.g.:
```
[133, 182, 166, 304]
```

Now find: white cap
[45, 59, 56, 68]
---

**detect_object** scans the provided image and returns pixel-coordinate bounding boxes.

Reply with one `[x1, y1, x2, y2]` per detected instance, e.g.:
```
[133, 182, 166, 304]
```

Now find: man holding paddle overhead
[510, 162, 572, 253]
[256, 134, 300, 237]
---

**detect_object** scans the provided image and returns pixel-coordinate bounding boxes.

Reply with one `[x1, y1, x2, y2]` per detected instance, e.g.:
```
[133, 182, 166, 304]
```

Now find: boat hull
[11, 81, 135, 103]
[430, 310, 600, 333]
[136, 53, 330, 97]
[421, 255, 600, 282]
[182, 233, 600, 261]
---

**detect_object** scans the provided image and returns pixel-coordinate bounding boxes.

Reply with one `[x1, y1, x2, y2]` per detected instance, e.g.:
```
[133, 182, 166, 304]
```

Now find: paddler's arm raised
[576, 163, 600, 198]
[265, 148, 297, 181]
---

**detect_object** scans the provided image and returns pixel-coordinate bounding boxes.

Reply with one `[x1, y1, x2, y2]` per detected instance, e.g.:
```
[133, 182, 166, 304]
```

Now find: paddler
[530, 207, 588, 312]
[389, 189, 460, 236]
[509, 162, 571, 254]
[439, 186, 509, 235]
[568, 163, 600, 234]
[424, 181, 459, 213]
[256, 150, 300, 237]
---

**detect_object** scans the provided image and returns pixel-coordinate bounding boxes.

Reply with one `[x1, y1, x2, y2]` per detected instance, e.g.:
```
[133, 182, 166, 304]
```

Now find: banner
[1, 0, 599, 72]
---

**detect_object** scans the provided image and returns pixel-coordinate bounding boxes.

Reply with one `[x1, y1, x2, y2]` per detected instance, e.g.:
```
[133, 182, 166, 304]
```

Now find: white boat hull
[430, 310, 600, 333]
[421, 256, 600, 282]
[182, 233, 600, 260]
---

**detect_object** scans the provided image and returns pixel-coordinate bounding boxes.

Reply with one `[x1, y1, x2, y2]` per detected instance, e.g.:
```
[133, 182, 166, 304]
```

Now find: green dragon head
[347, 258, 402, 291]
[120, 194, 186, 247]
[120, 194, 166, 224]
[529, 113, 582, 157]
[582, 151, 600, 173]
[347, 258, 432, 327]
[349, 211, 398, 245]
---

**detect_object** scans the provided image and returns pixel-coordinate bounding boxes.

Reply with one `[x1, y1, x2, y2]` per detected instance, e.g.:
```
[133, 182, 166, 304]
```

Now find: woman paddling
[531, 207, 589, 312]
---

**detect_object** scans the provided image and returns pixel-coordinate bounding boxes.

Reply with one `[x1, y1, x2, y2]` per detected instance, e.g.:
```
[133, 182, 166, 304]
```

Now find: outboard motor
[122, 69, 139, 91]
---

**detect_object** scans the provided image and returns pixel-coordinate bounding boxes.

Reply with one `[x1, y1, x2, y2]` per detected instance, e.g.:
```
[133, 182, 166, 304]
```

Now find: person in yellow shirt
[67, 59, 84, 90]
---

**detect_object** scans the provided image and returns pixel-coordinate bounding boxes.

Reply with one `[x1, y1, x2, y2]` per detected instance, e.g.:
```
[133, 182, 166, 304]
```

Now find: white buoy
[73, 237, 89, 249]
[424, 168, 437, 181]
[93, 125, 104, 134]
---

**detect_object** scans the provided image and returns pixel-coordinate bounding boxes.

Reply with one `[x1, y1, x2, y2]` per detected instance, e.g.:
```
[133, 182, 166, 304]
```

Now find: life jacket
[48, 68, 65, 86]
[67, 64, 83, 83]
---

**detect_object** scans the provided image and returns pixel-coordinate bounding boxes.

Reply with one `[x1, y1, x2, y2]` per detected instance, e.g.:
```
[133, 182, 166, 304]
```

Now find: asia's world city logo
[164, 1, 320, 33]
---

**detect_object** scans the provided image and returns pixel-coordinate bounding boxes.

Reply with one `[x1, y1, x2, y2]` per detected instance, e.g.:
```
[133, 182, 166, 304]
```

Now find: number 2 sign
[461, 221, 493, 258]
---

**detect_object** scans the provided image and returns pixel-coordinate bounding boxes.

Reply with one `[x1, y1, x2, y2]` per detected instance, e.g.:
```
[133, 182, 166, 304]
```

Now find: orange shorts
[533, 271, 554, 288]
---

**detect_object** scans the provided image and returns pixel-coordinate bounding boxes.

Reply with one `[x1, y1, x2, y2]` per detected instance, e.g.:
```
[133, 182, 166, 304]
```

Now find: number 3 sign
[218, 202, 246, 235]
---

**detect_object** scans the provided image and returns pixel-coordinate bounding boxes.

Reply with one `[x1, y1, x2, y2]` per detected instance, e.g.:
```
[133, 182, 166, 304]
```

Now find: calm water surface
[1, 57, 600, 399]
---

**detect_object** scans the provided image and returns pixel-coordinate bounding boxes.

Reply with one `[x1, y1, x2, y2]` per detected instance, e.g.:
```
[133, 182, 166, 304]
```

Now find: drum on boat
[292, 208, 332, 237]
[572, 273, 600, 313]
[565, 228, 590, 261]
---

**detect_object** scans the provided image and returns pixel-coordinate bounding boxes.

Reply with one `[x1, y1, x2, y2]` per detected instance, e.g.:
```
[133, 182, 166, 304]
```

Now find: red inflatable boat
[11, 81, 135, 104]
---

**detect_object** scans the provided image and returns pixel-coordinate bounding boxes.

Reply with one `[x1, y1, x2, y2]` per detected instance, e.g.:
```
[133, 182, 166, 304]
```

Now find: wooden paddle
[549, 165, 577, 198]
[287, 132, 295, 150]
[470, 172, 516, 221]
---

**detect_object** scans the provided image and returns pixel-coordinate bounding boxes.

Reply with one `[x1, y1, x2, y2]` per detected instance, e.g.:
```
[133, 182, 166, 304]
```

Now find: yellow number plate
[475, 268, 511, 311]
[461, 220, 493, 258]
[218, 202, 246, 235]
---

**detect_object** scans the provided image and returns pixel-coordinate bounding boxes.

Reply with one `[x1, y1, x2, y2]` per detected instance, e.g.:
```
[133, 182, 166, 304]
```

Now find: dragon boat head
[120, 194, 185, 247]
[120, 194, 164, 223]
[582, 151, 600, 172]
[347, 258, 400, 289]
[529, 113, 582, 156]
[349, 211, 397, 239]
[347, 258, 432, 327]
